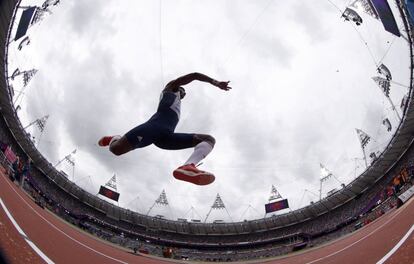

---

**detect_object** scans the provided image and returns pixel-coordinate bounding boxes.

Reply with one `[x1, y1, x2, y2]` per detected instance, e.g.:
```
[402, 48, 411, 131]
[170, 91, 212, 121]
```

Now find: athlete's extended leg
[99, 121, 157, 156]
[109, 136, 135, 156]
[98, 135, 134, 156]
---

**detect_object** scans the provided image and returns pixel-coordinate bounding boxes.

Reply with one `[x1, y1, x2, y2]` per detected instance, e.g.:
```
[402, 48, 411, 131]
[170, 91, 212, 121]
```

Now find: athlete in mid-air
[98, 72, 231, 186]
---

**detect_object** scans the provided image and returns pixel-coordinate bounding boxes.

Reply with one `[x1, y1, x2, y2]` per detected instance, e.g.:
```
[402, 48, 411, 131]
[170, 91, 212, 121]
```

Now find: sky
[7, 0, 411, 222]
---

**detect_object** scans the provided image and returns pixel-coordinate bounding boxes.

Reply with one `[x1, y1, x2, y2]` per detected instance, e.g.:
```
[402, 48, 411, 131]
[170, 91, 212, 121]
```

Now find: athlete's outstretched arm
[164, 72, 231, 91]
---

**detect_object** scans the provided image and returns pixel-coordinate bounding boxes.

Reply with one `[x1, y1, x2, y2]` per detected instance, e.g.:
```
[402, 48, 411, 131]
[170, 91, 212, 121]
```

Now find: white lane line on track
[2, 177, 128, 264]
[305, 206, 406, 264]
[376, 224, 414, 264]
[0, 198, 54, 264]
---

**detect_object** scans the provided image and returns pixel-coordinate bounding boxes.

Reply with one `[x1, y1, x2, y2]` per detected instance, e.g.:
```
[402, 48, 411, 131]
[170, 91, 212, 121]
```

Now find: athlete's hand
[213, 80, 232, 91]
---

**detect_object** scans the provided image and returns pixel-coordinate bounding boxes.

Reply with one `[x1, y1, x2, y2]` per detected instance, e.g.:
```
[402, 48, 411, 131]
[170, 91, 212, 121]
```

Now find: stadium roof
[0, 0, 413, 233]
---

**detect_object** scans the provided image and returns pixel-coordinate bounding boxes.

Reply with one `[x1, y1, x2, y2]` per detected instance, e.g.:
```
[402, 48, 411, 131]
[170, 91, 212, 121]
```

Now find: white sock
[185, 141, 213, 165]
[109, 135, 121, 146]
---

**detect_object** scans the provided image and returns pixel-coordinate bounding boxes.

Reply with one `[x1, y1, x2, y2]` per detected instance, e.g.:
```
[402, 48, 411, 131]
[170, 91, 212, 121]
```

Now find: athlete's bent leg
[184, 134, 215, 165]
[174, 134, 216, 186]
[153, 132, 216, 185]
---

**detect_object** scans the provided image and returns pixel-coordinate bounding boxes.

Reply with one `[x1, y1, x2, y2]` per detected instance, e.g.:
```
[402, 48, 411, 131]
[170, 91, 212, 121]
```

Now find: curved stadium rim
[0, 0, 413, 233]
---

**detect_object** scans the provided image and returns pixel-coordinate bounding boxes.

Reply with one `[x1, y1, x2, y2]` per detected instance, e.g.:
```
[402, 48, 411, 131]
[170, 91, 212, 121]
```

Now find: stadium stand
[0, 0, 413, 261]
[0, 116, 412, 260]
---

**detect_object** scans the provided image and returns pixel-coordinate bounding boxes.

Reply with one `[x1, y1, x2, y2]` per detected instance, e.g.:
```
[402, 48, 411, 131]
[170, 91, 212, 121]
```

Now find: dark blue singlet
[125, 91, 195, 150]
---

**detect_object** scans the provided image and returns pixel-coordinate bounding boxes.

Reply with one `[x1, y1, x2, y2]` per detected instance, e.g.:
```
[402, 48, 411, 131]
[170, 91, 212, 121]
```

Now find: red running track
[0, 170, 413, 264]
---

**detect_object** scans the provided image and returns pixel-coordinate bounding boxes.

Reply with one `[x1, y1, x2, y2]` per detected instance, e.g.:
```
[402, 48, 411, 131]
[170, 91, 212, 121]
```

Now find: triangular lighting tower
[268, 185, 282, 202]
[204, 193, 233, 223]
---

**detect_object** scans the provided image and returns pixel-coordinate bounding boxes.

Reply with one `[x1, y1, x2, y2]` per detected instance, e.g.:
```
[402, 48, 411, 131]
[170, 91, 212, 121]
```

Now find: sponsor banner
[265, 199, 289, 213]
[15, 7, 36, 41]
[371, 0, 400, 37]
[98, 185, 120, 201]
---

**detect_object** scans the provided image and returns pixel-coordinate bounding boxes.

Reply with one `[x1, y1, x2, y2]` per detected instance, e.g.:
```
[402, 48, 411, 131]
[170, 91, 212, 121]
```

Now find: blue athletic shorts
[125, 121, 195, 150]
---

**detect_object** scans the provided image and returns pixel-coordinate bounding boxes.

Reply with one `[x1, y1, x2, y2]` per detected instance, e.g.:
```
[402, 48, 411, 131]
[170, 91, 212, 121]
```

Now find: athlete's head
[178, 87, 186, 99]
